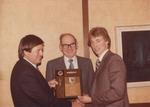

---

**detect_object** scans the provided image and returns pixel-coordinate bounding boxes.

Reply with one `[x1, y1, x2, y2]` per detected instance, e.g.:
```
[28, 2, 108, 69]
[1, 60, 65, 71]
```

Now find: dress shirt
[64, 56, 78, 69]
[97, 49, 109, 62]
[23, 57, 37, 69]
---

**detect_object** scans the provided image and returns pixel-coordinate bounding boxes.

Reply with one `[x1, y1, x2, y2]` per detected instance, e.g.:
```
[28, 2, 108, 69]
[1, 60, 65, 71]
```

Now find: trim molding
[82, 0, 90, 58]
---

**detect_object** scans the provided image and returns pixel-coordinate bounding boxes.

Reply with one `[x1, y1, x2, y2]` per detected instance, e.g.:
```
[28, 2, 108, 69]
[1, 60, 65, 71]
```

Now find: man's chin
[37, 61, 42, 66]
[92, 50, 98, 56]
[37, 62, 41, 66]
[66, 54, 75, 58]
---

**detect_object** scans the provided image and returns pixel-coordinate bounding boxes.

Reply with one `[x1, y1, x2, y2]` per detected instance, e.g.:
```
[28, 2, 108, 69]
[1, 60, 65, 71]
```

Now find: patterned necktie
[68, 59, 74, 69]
[95, 59, 101, 71]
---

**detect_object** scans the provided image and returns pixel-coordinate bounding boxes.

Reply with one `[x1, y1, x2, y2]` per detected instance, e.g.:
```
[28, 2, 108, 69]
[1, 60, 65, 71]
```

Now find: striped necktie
[68, 59, 74, 69]
[95, 59, 101, 71]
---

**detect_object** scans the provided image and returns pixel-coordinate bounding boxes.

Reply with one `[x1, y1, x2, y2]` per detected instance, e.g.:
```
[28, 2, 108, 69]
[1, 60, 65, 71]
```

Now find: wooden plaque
[55, 69, 81, 99]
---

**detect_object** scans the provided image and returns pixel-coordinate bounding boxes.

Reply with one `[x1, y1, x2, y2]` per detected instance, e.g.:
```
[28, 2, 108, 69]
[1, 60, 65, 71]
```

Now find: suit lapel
[96, 51, 112, 73]
[77, 56, 81, 69]
[61, 56, 67, 69]
[92, 51, 114, 95]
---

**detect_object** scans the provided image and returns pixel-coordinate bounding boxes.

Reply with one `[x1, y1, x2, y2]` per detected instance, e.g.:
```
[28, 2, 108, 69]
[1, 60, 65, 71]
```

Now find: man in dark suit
[46, 33, 94, 95]
[10, 34, 82, 107]
[78, 27, 129, 107]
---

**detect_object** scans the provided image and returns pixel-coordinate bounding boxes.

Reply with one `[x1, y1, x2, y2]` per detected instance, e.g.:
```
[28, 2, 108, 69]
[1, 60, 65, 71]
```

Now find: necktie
[95, 59, 101, 71]
[68, 59, 74, 69]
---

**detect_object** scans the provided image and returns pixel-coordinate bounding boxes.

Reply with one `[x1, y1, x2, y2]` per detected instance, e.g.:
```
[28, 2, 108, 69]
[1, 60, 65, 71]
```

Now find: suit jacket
[90, 51, 129, 107]
[11, 58, 71, 107]
[46, 56, 94, 95]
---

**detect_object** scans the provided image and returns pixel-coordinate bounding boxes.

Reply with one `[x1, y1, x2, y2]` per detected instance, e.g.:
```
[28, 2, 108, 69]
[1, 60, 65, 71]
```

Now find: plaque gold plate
[55, 69, 81, 99]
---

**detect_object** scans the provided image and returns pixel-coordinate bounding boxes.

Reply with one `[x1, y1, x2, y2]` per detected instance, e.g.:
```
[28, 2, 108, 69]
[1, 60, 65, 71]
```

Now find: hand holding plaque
[48, 79, 58, 88]
[55, 69, 81, 99]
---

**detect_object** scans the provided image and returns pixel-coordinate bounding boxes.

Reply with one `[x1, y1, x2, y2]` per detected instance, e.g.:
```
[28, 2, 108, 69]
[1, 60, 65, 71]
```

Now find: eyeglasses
[61, 42, 76, 49]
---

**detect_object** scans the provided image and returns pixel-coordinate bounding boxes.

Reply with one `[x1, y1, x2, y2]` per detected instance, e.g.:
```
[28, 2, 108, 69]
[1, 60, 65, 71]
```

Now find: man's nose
[68, 45, 72, 49]
[40, 50, 44, 56]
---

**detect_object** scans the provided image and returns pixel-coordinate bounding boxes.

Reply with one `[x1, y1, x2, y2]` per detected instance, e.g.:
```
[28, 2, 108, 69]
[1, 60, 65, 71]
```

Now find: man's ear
[59, 44, 63, 51]
[76, 43, 78, 49]
[75, 41, 78, 49]
[24, 50, 30, 56]
[105, 40, 109, 45]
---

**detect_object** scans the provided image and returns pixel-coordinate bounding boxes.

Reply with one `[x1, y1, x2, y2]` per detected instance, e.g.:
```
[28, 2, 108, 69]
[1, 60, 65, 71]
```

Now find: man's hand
[48, 79, 58, 88]
[78, 95, 92, 103]
[72, 99, 85, 107]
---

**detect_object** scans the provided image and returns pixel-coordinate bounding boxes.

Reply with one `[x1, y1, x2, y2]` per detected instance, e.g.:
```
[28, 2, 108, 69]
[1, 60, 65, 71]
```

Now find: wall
[88, 0, 150, 103]
[0, 0, 150, 106]
[0, 0, 84, 106]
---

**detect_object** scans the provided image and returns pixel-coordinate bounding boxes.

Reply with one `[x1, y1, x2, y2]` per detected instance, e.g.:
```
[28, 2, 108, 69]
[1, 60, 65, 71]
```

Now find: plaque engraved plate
[55, 69, 81, 99]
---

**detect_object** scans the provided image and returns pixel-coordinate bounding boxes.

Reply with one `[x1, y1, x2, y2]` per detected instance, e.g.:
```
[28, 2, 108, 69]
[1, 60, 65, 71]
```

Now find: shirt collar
[64, 55, 77, 61]
[23, 57, 37, 69]
[64, 55, 78, 69]
[98, 49, 109, 62]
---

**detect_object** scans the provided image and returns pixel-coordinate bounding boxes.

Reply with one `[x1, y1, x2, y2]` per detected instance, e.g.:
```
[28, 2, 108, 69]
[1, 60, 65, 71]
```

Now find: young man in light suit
[78, 27, 129, 107]
[46, 33, 94, 95]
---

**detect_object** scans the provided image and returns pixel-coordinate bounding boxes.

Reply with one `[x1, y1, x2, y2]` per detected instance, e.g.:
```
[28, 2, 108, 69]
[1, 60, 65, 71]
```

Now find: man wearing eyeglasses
[46, 33, 94, 96]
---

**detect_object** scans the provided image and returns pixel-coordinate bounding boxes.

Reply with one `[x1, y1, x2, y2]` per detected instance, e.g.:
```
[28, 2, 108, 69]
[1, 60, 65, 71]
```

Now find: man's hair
[18, 34, 44, 59]
[88, 27, 111, 49]
[59, 33, 77, 44]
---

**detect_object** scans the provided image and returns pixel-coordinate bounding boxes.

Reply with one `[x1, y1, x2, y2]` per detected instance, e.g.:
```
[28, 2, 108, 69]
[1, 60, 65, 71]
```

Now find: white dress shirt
[64, 56, 78, 69]
[23, 57, 37, 69]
